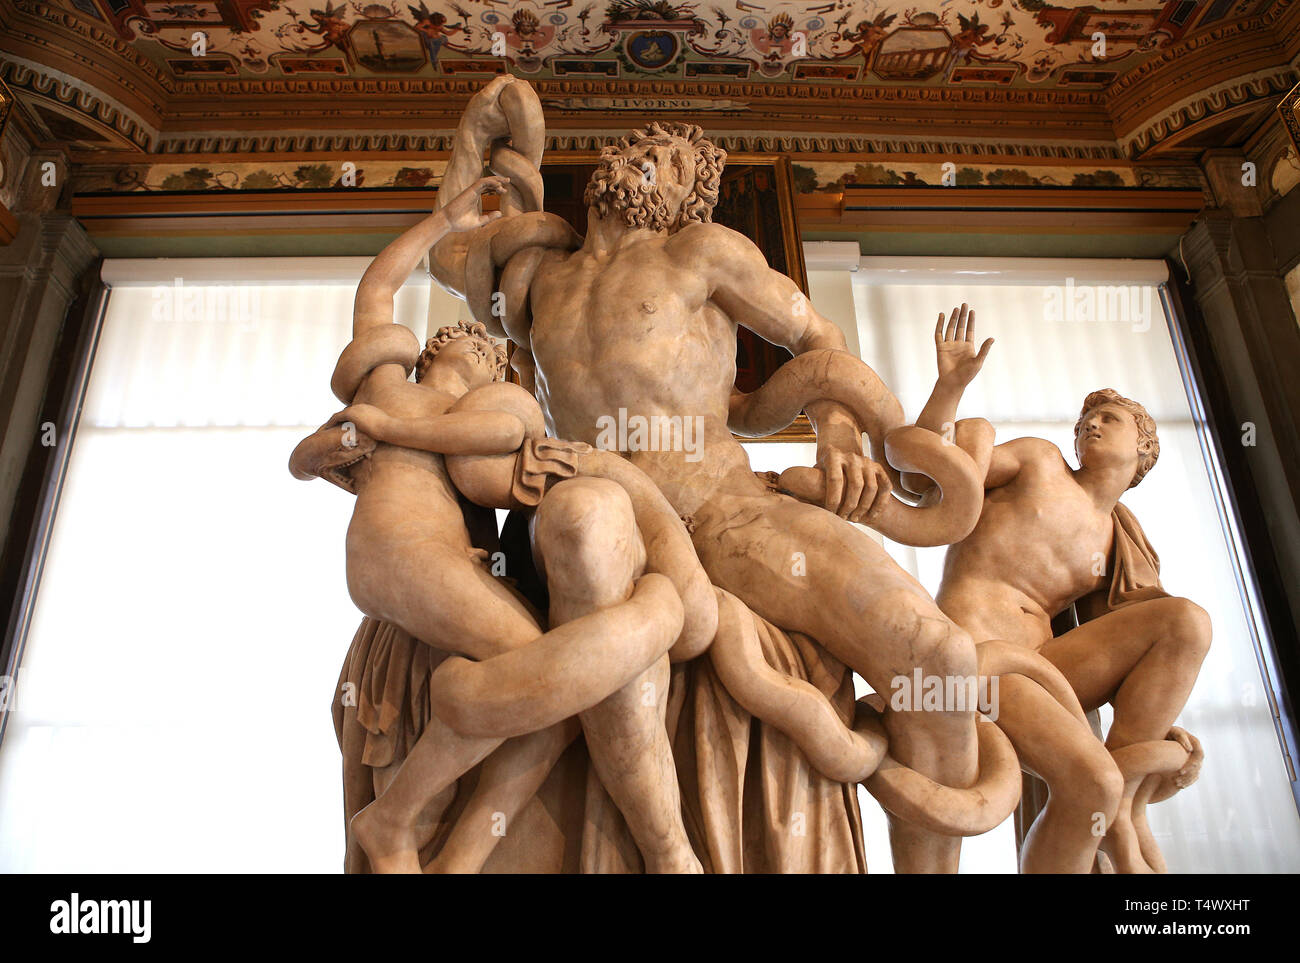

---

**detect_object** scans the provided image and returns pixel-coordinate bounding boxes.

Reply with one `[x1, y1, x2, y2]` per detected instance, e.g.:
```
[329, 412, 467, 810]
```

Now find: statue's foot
[1159, 727, 1203, 795]
[350, 802, 423, 874]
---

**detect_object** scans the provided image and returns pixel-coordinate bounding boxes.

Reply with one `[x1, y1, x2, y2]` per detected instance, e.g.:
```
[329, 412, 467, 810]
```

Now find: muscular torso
[527, 232, 760, 512]
[937, 440, 1113, 648]
[530, 234, 733, 436]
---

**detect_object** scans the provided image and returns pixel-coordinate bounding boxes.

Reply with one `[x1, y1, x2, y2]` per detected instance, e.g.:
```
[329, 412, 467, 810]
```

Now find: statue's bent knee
[534, 477, 645, 604]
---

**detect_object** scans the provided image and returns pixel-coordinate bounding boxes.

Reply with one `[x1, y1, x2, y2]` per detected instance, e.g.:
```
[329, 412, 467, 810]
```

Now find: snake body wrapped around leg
[708, 588, 1022, 835]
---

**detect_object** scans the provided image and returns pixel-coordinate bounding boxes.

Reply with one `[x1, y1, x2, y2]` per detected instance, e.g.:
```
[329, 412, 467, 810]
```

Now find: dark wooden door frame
[0, 263, 107, 748]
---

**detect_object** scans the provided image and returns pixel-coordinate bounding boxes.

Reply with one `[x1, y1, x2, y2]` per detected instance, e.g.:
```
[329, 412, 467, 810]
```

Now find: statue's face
[586, 134, 698, 231]
[1075, 402, 1140, 478]
[622, 136, 697, 216]
[434, 336, 496, 388]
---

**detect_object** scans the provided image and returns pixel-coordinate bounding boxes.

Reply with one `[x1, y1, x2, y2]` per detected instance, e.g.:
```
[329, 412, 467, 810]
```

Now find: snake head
[289, 423, 377, 494]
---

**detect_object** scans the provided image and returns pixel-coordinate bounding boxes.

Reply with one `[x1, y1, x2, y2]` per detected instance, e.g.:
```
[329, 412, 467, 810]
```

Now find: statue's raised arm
[425, 76, 579, 399]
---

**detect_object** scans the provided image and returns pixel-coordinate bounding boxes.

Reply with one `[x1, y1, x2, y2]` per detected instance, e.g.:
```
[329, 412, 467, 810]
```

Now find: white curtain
[844, 257, 1300, 873]
[0, 259, 457, 872]
[0, 256, 1294, 874]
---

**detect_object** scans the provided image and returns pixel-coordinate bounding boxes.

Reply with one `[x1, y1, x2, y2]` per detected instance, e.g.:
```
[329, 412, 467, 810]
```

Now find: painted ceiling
[55, 0, 1271, 88]
[0, 0, 1296, 180]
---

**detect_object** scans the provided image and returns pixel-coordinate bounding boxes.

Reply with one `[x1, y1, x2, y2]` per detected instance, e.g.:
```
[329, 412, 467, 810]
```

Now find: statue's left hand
[815, 446, 893, 524]
[442, 175, 510, 232]
[935, 303, 993, 388]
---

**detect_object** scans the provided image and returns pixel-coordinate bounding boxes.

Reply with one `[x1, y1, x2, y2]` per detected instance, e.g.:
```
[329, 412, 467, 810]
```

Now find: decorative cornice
[150, 76, 1108, 114]
[146, 127, 1127, 162]
[2, 0, 1294, 177]
[3, 0, 174, 100]
[1107, 9, 1295, 133]
[0, 57, 159, 152]
[1121, 66, 1299, 159]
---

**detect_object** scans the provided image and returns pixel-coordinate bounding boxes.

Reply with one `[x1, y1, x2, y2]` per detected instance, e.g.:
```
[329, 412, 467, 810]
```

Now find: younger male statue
[922, 335, 1210, 872]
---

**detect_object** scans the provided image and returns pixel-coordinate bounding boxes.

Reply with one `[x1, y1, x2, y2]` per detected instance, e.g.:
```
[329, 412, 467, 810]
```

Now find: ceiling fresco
[0, 0, 1296, 199]
[66, 0, 1266, 88]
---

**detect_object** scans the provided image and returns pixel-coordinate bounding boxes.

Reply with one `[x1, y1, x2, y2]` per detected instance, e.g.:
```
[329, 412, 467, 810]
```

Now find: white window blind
[0, 256, 1294, 874]
[848, 257, 1300, 873]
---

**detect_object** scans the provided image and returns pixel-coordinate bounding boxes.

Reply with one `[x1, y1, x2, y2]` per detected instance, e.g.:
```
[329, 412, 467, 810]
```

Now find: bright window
[843, 257, 1300, 873]
[0, 256, 1295, 873]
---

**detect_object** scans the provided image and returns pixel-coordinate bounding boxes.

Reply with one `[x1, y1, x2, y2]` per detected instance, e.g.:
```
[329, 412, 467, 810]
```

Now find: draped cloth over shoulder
[1107, 502, 1168, 608]
[1076, 502, 1169, 624]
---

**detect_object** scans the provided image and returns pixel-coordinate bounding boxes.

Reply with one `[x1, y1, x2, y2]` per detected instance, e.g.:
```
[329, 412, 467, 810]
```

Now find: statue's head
[416, 320, 508, 388]
[584, 121, 727, 234]
[1073, 388, 1159, 489]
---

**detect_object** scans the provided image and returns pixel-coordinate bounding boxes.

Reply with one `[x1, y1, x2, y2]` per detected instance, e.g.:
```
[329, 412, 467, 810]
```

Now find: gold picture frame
[0, 76, 14, 162]
[1280, 80, 1300, 157]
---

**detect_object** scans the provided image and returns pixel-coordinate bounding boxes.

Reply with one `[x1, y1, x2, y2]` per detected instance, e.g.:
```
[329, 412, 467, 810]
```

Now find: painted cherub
[293, 175, 710, 873]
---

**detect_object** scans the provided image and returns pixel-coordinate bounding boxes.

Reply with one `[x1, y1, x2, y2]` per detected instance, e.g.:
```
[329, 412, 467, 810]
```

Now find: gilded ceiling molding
[4, 0, 176, 98]
[145, 127, 1125, 163]
[148, 76, 1105, 109]
[1121, 65, 1300, 159]
[0, 56, 159, 151]
[1107, 1, 1299, 131]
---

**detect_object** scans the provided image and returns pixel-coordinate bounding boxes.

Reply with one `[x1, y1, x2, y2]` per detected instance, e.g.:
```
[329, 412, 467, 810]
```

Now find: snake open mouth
[322, 450, 370, 495]
[289, 423, 378, 495]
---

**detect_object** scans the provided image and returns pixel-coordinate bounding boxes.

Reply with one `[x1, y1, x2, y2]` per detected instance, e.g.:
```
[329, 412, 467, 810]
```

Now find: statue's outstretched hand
[442, 175, 510, 232]
[935, 303, 993, 388]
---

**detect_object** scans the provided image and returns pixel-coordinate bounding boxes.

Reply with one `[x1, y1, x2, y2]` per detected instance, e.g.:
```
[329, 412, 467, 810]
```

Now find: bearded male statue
[416, 75, 1029, 872]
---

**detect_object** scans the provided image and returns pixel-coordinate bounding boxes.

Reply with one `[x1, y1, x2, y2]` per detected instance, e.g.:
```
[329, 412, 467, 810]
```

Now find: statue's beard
[584, 156, 679, 233]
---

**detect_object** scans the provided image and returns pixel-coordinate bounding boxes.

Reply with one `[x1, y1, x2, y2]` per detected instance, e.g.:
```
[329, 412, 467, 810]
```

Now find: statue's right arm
[343, 177, 509, 404]
[353, 176, 508, 337]
[372, 410, 526, 456]
[330, 404, 526, 456]
[353, 208, 453, 336]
